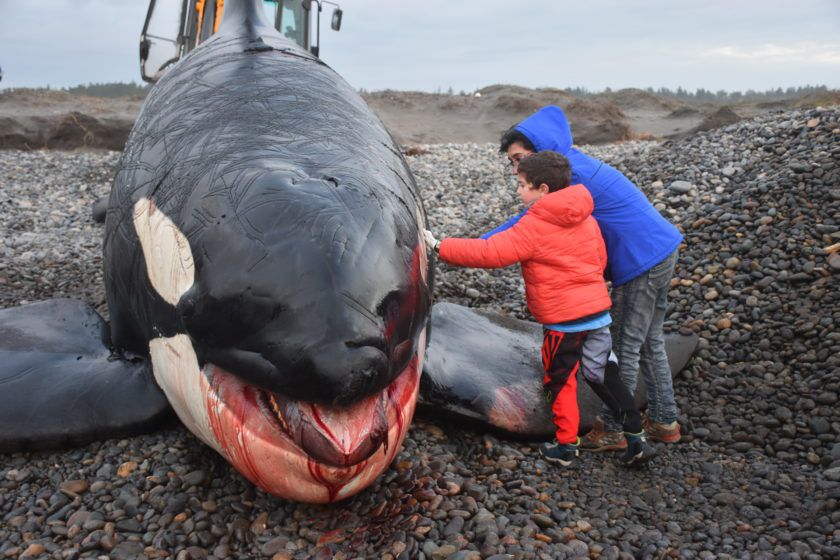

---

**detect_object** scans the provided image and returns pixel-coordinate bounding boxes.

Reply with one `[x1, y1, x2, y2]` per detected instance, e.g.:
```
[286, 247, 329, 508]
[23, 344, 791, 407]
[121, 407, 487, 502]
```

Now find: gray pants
[581, 325, 643, 434]
[580, 325, 616, 384]
[602, 249, 680, 431]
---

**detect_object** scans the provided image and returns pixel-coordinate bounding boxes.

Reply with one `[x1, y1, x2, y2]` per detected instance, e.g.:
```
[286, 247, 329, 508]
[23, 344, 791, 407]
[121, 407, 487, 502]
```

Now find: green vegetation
[24, 82, 835, 102]
[565, 85, 832, 103]
[52, 82, 151, 98]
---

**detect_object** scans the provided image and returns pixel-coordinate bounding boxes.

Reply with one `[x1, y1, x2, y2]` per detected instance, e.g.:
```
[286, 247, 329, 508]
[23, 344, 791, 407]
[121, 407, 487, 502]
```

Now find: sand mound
[667, 106, 702, 119]
[367, 85, 630, 146]
[0, 85, 829, 150]
[595, 88, 680, 112]
[694, 106, 742, 132]
[0, 89, 140, 150]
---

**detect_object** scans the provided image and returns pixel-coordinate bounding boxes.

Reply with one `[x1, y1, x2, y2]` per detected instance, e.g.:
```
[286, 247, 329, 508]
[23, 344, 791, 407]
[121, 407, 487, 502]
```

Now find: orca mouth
[198, 339, 423, 503]
[257, 380, 390, 467]
[204, 363, 401, 468]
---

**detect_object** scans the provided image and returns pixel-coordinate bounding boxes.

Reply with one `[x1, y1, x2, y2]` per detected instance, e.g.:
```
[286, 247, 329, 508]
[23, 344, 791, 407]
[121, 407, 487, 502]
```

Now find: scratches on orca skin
[341, 292, 380, 328]
[379, 141, 403, 160]
[246, 252, 268, 273]
[188, 207, 217, 236]
[244, 38, 273, 52]
[330, 225, 349, 264]
[0, 365, 36, 386]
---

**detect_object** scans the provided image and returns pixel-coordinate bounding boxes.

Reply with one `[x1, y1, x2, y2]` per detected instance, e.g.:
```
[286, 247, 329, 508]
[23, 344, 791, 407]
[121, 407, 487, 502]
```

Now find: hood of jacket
[515, 106, 573, 154]
[528, 184, 592, 228]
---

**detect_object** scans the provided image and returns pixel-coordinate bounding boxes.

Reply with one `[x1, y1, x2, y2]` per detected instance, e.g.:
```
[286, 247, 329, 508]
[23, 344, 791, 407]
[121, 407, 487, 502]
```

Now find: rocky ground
[1, 107, 839, 559]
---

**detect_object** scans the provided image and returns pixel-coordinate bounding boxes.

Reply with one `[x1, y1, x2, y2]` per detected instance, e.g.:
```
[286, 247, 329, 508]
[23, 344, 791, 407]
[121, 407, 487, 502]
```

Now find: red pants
[541, 329, 587, 444]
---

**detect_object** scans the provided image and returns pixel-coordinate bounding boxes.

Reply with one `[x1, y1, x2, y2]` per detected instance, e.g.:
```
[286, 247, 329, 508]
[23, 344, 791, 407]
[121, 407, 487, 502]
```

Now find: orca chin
[201, 331, 425, 503]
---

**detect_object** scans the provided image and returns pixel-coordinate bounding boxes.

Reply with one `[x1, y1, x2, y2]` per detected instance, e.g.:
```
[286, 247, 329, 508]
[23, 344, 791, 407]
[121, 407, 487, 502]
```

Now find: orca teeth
[267, 393, 292, 434]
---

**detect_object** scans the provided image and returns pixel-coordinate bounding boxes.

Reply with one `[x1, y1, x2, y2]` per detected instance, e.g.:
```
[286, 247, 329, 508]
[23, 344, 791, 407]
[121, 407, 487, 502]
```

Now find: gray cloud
[0, 0, 837, 91]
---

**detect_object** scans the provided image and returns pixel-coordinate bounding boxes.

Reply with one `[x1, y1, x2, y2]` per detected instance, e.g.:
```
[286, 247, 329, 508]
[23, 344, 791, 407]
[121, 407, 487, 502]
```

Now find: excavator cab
[140, 0, 342, 83]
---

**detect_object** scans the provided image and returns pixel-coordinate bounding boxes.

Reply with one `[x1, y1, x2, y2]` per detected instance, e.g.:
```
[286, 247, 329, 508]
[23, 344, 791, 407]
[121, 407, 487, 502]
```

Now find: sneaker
[643, 416, 681, 443]
[580, 417, 627, 452]
[621, 432, 656, 468]
[539, 440, 579, 466]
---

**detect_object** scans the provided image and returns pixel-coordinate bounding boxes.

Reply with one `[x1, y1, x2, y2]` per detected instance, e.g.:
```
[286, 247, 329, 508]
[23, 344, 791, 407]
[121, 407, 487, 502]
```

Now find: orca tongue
[270, 392, 388, 467]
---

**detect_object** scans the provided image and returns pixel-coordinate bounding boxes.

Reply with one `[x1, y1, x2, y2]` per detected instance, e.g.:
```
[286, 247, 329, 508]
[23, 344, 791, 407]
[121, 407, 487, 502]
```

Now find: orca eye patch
[133, 198, 195, 306]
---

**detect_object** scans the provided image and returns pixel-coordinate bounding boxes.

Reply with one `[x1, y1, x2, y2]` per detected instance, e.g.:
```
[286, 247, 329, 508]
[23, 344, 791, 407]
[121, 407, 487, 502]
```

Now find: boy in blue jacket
[486, 106, 683, 451]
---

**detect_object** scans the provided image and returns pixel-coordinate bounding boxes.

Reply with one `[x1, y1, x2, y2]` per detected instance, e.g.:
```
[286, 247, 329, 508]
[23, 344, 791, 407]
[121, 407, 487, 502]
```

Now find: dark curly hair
[517, 151, 571, 193]
[499, 127, 536, 154]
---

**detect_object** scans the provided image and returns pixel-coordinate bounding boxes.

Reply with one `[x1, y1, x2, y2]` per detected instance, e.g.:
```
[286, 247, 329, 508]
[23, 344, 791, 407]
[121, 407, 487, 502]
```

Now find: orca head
[177, 164, 430, 405]
[134, 161, 431, 502]
[119, 0, 433, 500]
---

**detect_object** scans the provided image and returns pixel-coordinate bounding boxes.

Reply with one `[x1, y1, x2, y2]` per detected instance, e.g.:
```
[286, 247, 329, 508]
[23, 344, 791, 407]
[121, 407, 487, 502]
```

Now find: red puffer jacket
[439, 184, 611, 324]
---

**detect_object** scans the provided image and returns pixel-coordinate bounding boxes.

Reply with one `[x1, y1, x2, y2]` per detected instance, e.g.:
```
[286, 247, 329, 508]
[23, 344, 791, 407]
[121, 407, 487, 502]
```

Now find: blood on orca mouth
[260, 387, 390, 468]
[203, 358, 418, 469]
[199, 348, 422, 502]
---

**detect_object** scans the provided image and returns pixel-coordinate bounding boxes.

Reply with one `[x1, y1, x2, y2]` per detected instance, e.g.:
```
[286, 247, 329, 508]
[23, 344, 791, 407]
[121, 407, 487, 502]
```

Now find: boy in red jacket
[424, 151, 655, 467]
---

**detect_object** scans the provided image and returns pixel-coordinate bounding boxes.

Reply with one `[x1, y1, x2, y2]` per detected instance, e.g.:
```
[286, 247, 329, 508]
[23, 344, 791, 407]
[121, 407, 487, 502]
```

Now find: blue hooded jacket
[482, 106, 683, 286]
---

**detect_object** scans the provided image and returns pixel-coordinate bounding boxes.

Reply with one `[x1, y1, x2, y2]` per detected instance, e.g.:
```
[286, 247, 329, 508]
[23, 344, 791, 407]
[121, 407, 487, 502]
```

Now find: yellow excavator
[140, 0, 342, 83]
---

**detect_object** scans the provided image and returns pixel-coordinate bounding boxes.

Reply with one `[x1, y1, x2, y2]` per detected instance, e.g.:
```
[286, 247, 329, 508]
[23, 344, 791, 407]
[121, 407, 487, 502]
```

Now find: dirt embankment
[1, 86, 836, 151]
[364, 85, 632, 146]
[0, 89, 141, 151]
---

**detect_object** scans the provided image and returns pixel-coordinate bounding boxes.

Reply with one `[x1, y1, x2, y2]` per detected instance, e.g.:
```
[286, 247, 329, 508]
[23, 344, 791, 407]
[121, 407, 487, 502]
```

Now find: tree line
[28, 82, 834, 102]
[53, 82, 151, 98]
[566, 85, 831, 102]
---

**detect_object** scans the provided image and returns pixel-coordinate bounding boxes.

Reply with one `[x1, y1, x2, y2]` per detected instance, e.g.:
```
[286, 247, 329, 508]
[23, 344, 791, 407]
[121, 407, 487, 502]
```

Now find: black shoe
[621, 432, 656, 468]
[539, 440, 579, 466]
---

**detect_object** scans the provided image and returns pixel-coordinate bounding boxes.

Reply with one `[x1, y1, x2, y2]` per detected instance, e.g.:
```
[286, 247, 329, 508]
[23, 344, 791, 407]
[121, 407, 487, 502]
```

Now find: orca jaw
[203, 335, 424, 503]
[149, 329, 424, 503]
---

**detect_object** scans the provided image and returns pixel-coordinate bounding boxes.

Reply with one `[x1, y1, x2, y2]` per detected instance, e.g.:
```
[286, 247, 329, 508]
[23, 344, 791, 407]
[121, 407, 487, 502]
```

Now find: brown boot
[579, 417, 627, 452]
[642, 416, 681, 443]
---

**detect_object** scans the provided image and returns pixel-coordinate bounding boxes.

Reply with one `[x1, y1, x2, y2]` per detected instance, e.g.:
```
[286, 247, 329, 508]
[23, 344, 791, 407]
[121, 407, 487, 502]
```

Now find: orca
[0, 0, 697, 503]
[3, 0, 431, 504]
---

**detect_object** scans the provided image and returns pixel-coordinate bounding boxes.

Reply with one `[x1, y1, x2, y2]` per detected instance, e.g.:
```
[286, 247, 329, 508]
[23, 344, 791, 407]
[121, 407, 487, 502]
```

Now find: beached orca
[3, 0, 430, 504]
[0, 0, 696, 503]
[421, 303, 698, 437]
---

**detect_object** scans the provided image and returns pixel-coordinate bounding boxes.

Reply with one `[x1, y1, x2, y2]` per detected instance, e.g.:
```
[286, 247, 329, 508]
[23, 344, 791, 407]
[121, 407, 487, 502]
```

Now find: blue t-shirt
[545, 311, 611, 333]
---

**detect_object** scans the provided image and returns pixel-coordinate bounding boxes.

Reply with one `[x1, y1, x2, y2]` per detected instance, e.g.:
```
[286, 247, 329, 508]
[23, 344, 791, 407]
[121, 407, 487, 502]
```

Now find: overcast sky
[1, 0, 838, 93]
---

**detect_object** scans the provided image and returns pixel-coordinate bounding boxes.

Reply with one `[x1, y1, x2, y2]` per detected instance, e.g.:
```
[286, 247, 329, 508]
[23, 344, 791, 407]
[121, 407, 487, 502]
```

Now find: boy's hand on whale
[423, 229, 440, 253]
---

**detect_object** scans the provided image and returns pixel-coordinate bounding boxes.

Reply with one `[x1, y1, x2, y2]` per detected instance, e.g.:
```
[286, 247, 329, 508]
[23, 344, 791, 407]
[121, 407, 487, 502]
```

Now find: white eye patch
[133, 198, 218, 451]
[149, 334, 219, 452]
[133, 197, 195, 305]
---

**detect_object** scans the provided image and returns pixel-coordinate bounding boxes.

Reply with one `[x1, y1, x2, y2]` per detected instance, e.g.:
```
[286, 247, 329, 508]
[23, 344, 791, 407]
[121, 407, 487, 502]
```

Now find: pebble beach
[1, 107, 839, 559]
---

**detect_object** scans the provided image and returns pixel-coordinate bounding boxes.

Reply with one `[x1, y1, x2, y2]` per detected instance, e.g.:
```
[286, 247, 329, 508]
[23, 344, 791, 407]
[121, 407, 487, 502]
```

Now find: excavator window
[278, 0, 307, 47]
[263, 1, 279, 23]
[140, 0, 185, 83]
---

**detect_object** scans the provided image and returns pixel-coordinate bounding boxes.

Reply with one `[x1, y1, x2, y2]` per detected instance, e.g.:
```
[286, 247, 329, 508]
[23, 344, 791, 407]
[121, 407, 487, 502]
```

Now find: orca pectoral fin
[0, 299, 172, 452]
[421, 303, 699, 439]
